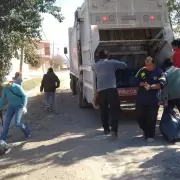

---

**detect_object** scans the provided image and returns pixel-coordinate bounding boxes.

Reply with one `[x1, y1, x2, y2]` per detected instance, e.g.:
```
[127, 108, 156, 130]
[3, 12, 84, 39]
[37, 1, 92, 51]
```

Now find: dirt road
[0, 71, 180, 180]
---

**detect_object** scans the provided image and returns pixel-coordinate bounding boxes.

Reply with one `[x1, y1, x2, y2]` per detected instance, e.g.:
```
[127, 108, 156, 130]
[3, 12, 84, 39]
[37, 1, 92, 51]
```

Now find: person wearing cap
[135, 56, 166, 143]
[13, 72, 22, 86]
[171, 39, 180, 68]
[161, 58, 180, 111]
[0, 76, 31, 141]
[92, 49, 127, 138]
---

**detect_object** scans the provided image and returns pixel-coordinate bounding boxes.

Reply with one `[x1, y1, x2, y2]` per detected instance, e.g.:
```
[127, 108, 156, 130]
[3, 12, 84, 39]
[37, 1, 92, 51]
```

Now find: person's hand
[23, 107, 27, 114]
[164, 103, 168, 107]
[144, 82, 151, 90]
[40, 87, 43, 92]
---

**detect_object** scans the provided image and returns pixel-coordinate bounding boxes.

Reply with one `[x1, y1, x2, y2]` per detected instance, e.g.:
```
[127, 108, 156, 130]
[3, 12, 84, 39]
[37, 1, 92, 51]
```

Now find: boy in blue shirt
[135, 57, 166, 142]
[0, 76, 31, 141]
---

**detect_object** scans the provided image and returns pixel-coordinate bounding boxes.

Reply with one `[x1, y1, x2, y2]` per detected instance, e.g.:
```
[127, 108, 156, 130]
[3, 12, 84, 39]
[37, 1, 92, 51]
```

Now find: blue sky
[42, 0, 84, 55]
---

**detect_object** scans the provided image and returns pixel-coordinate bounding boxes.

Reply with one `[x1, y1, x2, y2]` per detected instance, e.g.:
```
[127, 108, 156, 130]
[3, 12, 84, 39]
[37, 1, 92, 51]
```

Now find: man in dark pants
[135, 56, 166, 142]
[93, 50, 127, 138]
[40, 68, 60, 112]
[161, 58, 180, 112]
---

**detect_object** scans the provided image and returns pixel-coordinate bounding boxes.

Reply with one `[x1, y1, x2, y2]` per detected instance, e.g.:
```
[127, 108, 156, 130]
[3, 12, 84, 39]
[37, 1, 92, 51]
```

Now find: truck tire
[77, 82, 92, 108]
[70, 77, 77, 95]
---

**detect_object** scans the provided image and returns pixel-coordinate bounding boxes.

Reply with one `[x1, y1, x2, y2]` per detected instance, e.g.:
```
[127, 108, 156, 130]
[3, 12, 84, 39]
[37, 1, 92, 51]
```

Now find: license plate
[117, 88, 137, 96]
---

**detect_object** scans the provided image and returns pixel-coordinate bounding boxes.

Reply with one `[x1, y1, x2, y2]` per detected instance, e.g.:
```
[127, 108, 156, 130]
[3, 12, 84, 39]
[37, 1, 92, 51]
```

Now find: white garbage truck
[64, 0, 174, 108]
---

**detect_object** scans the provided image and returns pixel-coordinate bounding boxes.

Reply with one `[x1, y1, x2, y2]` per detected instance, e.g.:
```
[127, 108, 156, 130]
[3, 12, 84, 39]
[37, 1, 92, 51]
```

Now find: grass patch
[22, 77, 42, 92]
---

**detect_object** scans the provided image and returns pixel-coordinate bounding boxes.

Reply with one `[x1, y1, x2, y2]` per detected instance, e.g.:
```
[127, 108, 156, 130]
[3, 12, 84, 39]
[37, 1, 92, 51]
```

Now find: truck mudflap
[117, 87, 138, 101]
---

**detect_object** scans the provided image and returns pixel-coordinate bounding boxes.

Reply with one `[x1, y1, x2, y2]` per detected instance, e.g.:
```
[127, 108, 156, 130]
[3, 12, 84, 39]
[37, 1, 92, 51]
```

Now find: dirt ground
[1, 71, 180, 180]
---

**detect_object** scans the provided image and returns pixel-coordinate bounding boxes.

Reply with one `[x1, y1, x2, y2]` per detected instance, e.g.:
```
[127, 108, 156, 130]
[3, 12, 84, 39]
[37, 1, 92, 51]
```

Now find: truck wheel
[77, 83, 92, 108]
[70, 78, 77, 95]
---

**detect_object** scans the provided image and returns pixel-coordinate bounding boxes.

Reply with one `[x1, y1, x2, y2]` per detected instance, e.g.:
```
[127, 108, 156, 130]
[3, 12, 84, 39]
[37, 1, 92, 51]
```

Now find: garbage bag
[0, 140, 9, 156]
[160, 108, 180, 141]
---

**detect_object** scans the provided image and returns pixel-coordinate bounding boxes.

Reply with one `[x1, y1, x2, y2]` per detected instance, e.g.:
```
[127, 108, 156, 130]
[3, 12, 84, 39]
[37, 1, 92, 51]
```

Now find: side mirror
[64, 47, 68, 54]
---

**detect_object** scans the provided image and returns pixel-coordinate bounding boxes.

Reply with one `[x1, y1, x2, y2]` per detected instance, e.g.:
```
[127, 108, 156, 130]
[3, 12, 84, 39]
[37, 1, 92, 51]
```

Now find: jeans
[1, 105, 31, 141]
[98, 88, 120, 133]
[136, 105, 159, 138]
[44, 92, 55, 110]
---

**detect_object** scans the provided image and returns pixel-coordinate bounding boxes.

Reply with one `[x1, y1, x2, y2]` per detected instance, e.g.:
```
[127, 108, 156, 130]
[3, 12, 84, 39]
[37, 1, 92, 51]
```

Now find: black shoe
[111, 131, 118, 138]
[104, 129, 110, 135]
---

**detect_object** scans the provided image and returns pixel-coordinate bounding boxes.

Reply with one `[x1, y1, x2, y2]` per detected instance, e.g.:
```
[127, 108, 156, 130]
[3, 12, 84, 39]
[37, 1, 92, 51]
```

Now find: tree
[24, 40, 40, 67]
[167, 0, 180, 37]
[0, 0, 64, 78]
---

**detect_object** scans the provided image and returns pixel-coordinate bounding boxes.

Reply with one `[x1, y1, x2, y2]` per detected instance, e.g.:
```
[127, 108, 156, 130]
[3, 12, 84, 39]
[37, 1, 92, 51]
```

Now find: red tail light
[150, 16, 155, 20]
[102, 16, 108, 21]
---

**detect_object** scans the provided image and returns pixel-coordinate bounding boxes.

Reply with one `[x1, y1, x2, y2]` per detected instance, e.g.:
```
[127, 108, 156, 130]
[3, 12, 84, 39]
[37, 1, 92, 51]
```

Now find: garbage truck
[64, 0, 174, 108]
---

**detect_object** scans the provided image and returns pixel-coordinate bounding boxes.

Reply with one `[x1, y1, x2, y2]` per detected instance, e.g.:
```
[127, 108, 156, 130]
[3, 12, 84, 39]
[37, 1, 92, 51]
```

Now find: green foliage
[167, 0, 180, 36]
[24, 41, 40, 67]
[0, 0, 64, 78]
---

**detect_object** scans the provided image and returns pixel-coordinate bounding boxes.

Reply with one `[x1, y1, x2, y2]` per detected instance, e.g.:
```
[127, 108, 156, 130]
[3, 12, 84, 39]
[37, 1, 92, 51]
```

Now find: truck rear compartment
[98, 28, 162, 41]
[94, 28, 163, 98]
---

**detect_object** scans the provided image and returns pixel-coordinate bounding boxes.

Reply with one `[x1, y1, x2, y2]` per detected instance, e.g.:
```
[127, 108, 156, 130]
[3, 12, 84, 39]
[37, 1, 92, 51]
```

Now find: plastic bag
[160, 108, 180, 141]
[92, 92, 99, 109]
[23, 107, 27, 114]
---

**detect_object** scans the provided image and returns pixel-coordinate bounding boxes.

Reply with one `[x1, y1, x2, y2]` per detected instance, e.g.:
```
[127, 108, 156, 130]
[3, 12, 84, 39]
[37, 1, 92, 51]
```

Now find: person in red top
[172, 39, 180, 68]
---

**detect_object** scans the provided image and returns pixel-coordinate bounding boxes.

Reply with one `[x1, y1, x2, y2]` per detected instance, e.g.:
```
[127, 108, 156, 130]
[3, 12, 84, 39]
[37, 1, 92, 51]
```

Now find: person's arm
[91, 64, 95, 72]
[111, 60, 127, 69]
[160, 72, 168, 106]
[17, 86, 27, 107]
[0, 88, 7, 110]
[55, 75, 60, 88]
[40, 75, 45, 92]
[151, 72, 166, 90]
[145, 70, 167, 90]
[135, 68, 145, 87]
[173, 52, 178, 67]
[161, 85, 168, 106]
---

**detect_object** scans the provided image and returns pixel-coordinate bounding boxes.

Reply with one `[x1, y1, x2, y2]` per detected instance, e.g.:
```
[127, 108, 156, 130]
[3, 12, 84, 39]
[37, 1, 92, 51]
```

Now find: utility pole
[20, 44, 24, 73]
[20, 34, 24, 73]
[52, 42, 55, 68]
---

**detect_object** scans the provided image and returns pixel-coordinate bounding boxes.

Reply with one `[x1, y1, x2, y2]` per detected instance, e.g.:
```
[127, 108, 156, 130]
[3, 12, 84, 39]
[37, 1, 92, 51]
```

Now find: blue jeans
[44, 92, 55, 110]
[0, 105, 31, 141]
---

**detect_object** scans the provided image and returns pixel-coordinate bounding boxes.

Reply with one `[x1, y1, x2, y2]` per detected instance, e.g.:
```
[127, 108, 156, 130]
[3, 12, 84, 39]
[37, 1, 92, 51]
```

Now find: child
[13, 72, 22, 86]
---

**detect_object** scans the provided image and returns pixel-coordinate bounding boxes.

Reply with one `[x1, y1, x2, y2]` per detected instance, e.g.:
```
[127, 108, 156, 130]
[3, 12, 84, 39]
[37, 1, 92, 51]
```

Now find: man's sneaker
[46, 107, 50, 112]
[111, 131, 118, 139]
[142, 131, 147, 139]
[147, 138, 155, 143]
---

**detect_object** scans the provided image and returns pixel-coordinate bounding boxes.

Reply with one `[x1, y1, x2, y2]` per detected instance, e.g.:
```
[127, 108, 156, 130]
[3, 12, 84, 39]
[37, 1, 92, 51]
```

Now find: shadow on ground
[0, 90, 178, 180]
[106, 147, 180, 180]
